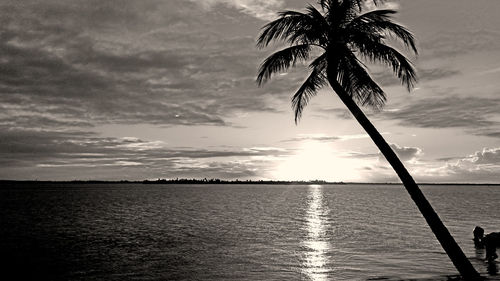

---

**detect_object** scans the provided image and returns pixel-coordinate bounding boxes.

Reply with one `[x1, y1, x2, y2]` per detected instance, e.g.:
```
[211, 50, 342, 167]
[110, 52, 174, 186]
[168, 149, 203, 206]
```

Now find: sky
[1, 0, 500, 183]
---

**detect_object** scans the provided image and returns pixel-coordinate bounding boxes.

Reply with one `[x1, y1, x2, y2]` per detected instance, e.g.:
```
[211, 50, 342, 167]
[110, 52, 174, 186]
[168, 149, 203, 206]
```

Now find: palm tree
[256, 0, 481, 279]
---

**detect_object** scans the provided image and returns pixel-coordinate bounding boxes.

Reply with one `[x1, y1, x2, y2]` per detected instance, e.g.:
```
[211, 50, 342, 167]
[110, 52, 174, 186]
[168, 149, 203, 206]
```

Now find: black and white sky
[2, 0, 500, 182]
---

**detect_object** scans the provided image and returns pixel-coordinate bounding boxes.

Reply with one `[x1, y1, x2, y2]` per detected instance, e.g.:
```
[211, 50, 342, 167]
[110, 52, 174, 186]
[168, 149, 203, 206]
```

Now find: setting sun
[273, 141, 362, 182]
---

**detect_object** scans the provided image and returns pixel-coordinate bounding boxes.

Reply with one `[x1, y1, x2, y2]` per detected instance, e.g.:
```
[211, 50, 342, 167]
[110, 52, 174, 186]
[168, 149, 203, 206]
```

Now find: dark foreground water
[1, 183, 499, 281]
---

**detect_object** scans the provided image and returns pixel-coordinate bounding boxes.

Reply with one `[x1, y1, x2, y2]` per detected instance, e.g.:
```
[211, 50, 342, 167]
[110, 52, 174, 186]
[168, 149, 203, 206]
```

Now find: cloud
[350, 144, 500, 183]
[367, 147, 500, 183]
[479, 131, 500, 139]
[191, 0, 284, 20]
[467, 148, 500, 165]
[363, 0, 400, 11]
[0, 128, 291, 180]
[416, 68, 461, 82]
[282, 134, 340, 143]
[421, 30, 500, 57]
[281, 132, 388, 143]
[0, 0, 297, 132]
[372, 67, 461, 88]
[344, 151, 380, 159]
[346, 143, 423, 182]
[428, 147, 500, 183]
[380, 96, 500, 130]
[390, 144, 422, 162]
[478, 66, 500, 75]
[373, 143, 422, 164]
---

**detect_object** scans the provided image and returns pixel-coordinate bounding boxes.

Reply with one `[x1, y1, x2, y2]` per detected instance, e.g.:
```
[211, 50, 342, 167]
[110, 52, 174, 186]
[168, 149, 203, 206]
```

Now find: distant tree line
[142, 178, 334, 185]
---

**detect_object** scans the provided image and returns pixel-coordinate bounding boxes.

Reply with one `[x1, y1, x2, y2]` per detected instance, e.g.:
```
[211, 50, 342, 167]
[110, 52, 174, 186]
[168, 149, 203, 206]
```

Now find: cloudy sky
[1, 0, 500, 182]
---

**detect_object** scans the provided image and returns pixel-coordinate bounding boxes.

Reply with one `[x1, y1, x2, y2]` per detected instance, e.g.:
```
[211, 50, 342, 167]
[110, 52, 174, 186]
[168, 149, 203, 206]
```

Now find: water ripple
[1, 183, 500, 280]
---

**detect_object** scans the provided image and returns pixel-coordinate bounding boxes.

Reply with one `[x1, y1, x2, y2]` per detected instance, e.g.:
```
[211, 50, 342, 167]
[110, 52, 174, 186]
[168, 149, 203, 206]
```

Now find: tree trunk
[328, 80, 482, 280]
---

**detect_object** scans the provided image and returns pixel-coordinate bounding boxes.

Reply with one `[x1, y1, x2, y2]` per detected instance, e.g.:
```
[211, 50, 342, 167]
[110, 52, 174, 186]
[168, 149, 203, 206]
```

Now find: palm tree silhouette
[256, 0, 481, 279]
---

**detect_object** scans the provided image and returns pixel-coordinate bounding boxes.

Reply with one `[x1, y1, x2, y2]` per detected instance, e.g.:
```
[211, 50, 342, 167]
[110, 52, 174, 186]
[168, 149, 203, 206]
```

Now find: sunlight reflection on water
[303, 185, 331, 281]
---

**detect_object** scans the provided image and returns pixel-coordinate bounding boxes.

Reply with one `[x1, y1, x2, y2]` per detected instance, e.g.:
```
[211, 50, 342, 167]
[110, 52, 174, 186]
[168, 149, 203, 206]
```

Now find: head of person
[474, 226, 484, 241]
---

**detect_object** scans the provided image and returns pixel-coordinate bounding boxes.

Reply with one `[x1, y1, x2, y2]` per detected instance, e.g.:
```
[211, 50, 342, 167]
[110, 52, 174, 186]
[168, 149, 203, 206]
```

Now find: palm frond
[304, 5, 329, 45]
[330, 0, 388, 27]
[347, 9, 418, 54]
[309, 52, 328, 70]
[292, 67, 327, 123]
[256, 44, 311, 86]
[320, 0, 387, 14]
[256, 10, 327, 48]
[351, 34, 417, 91]
[318, 0, 330, 11]
[337, 53, 386, 108]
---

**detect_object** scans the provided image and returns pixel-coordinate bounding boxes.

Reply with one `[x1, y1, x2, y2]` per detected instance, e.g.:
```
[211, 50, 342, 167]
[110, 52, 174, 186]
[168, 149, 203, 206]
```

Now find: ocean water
[1, 183, 499, 281]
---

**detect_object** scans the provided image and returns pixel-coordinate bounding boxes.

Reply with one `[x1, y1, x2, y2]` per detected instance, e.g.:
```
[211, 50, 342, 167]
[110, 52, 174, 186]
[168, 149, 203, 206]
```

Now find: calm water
[1, 183, 499, 281]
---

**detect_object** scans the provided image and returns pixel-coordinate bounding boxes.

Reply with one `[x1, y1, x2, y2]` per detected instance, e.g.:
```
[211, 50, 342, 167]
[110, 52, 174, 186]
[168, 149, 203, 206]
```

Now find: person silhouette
[473, 226, 500, 261]
[473, 226, 485, 248]
[484, 233, 500, 261]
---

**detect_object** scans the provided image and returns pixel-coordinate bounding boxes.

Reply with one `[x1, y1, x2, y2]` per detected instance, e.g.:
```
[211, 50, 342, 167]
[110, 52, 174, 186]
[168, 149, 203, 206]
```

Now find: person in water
[473, 226, 500, 261]
[473, 226, 485, 248]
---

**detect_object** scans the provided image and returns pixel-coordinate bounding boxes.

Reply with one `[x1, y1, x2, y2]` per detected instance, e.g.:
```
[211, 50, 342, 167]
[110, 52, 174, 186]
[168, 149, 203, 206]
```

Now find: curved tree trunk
[328, 80, 482, 280]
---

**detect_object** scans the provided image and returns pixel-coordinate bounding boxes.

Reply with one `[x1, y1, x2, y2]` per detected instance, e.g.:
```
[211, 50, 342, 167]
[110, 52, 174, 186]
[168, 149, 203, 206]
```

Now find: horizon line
[1, 179, 500, 186]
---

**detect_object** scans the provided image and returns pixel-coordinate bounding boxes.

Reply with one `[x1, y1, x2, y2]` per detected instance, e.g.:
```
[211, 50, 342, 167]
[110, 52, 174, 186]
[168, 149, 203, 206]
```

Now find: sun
[273, 141, 362, 182]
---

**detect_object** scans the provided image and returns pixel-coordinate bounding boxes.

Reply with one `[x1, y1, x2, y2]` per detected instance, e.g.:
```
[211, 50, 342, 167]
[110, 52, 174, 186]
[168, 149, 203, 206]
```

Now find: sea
[1, 183, 499, 281]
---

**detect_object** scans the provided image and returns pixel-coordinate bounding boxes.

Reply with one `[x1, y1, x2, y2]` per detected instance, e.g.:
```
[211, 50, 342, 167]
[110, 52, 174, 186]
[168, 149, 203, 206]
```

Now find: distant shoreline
[1, 179, 500, 186]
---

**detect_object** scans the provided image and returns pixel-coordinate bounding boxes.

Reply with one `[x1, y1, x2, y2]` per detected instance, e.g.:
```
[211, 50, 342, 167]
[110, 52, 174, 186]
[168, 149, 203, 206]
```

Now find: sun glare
[274, 141, 361, 182]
